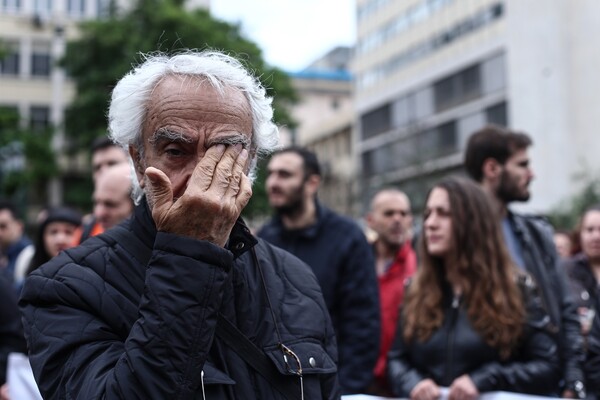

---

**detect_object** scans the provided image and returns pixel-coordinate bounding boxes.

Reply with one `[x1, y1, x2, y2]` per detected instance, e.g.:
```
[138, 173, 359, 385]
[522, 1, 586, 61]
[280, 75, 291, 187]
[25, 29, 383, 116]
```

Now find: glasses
[280, 343, 304, 400]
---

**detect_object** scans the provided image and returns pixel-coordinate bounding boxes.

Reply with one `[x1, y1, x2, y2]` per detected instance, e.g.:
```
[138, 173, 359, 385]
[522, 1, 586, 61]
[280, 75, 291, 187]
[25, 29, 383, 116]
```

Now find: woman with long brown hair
[387, 177, 559, 400]
[563, 204, 600, 398]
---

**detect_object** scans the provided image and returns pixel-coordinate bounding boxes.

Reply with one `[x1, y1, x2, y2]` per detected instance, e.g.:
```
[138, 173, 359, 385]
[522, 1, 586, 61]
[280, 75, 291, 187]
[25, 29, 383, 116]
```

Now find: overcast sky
[211, 0, 356, 72]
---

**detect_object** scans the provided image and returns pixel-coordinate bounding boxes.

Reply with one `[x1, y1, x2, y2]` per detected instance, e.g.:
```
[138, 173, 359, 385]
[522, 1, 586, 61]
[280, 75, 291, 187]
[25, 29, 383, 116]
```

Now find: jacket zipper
[444, 294, 461, 385]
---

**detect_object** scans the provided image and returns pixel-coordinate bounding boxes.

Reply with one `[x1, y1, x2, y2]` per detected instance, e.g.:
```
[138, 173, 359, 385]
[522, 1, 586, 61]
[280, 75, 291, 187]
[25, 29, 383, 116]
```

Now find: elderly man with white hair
[20, 51, 340, 400]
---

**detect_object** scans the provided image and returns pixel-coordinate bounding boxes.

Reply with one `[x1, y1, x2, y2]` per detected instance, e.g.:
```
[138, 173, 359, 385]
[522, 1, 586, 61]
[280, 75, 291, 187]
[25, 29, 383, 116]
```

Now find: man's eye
[165, 147, 184, 156]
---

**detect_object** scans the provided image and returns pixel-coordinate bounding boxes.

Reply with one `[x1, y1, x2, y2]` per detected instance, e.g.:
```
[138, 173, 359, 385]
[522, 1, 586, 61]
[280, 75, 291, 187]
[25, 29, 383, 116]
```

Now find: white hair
[108, 50, 280, 203]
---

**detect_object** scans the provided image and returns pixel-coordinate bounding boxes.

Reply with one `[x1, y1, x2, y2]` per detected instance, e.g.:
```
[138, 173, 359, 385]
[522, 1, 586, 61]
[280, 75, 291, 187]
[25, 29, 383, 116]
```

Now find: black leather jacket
[20, 199, 341, 399]
[510, 212, 586, 392]
[563, 254, 600, 399]
[387, 276, 560, 397]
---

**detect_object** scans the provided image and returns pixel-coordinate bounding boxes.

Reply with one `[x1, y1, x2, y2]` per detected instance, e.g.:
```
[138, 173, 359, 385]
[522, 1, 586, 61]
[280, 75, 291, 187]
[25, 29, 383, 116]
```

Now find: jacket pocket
[202, 361, 236, 385]
[264, 338, 337, 376]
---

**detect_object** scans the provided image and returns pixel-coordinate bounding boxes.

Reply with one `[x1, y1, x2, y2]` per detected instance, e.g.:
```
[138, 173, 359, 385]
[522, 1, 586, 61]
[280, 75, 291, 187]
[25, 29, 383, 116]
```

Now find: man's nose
[528, 168, 535, 181]
[265, 175, 277, 189]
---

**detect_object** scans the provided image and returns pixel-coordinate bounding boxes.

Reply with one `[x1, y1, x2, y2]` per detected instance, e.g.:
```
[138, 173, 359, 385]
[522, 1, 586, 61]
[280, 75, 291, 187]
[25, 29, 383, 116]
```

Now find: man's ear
[305, 174, 321, 197]
[365, 212, 375, 229]
[129, 145, 145, 188]
[482, 158, 502, 181]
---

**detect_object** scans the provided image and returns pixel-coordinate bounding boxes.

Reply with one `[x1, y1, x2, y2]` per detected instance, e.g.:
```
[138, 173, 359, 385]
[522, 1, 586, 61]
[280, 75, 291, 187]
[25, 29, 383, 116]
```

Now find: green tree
[62, 0, 296, 214]
[0, 107, 58, 205]
[548, 176, 600, 230]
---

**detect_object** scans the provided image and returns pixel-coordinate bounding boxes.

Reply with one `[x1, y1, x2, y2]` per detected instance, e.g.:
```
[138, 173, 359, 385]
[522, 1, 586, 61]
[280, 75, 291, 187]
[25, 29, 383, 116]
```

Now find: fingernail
[234, 143, 243, 153]
[215, 144, 226, 152]
[240, 149, 248, 161]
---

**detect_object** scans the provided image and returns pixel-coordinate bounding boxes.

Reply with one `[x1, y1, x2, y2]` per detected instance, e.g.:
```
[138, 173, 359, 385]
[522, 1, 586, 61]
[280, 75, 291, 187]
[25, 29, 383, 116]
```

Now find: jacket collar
[569, 253, 596, 286]
[505, 210, 533, 245]
[133, 196, 257, 260]
[6, 235, 32, 259]
[271, 199, 328, 240]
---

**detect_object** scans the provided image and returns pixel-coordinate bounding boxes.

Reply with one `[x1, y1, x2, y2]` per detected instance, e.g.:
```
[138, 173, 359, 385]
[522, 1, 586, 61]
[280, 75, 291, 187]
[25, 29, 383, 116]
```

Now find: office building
[354, 0, 600, 213]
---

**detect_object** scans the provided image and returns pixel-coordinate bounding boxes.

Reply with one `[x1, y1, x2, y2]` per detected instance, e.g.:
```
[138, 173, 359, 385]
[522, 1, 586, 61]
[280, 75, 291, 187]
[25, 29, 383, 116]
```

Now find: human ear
[305, 174, 321, 197]
[129, 145, 146, 188]
[482, 158, 501, 180]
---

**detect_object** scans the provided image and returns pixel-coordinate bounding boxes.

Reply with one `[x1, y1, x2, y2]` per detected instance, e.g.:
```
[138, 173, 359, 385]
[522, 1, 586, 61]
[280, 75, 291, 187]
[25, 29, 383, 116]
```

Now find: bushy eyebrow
[148, 128, 194, 147]
[207, 135, 251, 149]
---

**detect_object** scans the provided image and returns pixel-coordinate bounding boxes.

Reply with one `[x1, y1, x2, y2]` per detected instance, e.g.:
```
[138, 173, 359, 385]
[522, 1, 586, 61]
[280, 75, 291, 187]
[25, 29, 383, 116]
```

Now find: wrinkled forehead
[143, 74, 253, 135]
[372, 191, 411, 211]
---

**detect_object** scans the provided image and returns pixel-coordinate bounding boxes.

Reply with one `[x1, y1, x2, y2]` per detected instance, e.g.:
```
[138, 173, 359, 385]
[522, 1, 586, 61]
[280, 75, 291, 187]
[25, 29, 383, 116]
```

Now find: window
[486, 102, 507, 126]
[362, 145, 394, 177]
[418, 121, 457, 160]
[361, 103, 392, 139]
[31, 43, 51, 77]
[392, 95, 411, 128]
[413, 87, 433, 119]
[0, 44, 19, 75]
[67, 0, 85, 16]
[33, 0, 51, 14]
[31, 53, 50, 76]
[331, 98, 340, 110]
[434, 65, 482, 111]
[458, 112, 485, 146]
[1, 0, 21, 12]
[30, 106, 50, 131]
[482, 53, 506, 94]
[96, 0, 109, 17]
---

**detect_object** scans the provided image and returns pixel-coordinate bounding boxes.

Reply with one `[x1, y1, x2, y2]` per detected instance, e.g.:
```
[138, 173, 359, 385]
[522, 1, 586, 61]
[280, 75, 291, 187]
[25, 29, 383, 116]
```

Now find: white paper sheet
[6, 353, 43, 400]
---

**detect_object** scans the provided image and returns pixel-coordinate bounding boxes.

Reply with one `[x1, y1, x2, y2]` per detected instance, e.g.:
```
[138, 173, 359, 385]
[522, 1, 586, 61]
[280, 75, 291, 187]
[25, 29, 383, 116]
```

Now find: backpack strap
[215, 314, 301, 400]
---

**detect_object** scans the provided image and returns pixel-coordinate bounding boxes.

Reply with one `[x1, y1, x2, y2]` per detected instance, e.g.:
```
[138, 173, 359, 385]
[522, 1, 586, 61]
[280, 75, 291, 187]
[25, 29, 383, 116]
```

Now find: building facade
[0, 0, 209, 207]
[280, 46, 355, 215]
[354, 0, 600, 214]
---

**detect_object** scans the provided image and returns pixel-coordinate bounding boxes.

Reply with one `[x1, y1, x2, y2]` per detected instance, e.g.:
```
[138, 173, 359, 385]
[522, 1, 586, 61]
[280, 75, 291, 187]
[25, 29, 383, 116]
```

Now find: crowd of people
[0, 50, 598, 399]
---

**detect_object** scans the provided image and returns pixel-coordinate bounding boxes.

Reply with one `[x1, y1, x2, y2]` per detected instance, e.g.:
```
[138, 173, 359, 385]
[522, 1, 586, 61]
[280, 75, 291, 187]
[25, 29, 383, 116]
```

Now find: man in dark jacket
[258, 147, 380, 395]
[19, 51, 340, 399]
[0, 200, 33, 288]
[464, 124, 586, 399]
[0, 274, 28, 388]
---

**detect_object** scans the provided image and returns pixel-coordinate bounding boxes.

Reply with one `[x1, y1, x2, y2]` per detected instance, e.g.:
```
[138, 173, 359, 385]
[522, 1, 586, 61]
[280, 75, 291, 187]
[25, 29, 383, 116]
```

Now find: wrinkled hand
[449, 375, 479, 400]
[410, 379, 440, 400]
[145, 144, 251, 247]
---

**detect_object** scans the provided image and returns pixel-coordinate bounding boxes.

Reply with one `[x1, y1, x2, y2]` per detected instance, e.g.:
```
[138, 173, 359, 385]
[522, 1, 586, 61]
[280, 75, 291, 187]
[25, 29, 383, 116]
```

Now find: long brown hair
[402, 177, 525, 359]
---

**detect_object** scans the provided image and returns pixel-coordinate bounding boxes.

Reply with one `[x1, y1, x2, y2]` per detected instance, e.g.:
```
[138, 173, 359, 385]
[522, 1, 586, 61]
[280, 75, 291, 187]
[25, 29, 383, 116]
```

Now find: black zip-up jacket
[19, 199, 341, 399]
[562, 253, 600, 399]
[509, 212, 586, 391]
[258, 201, 380, 394]
[386, 276, 561, 397]
[0, 274, 27, 385]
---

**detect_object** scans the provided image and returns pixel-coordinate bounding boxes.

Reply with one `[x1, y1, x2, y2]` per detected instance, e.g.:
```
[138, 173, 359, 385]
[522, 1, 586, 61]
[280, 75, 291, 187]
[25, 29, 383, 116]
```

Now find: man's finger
[224, 148, 248, 198]
[145, 167, 173, 215]
[189, 144, 227, 192]
[206, 143, 243, 191]
[235, 173, 252, 211]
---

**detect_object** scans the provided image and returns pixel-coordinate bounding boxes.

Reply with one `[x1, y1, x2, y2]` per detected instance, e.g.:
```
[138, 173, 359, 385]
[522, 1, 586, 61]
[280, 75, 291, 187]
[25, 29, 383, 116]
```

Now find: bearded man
[465, 124, 586, 399]
[258, 146, 380, 395]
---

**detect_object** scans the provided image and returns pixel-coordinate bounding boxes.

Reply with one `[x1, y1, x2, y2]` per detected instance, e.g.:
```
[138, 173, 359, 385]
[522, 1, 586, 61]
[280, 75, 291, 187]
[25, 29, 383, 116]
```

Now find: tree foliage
[62, 0, 297, 214]
[547, 176, 600, 230]
[0, 108, 58, 203]
[63, 0, 296, 151]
